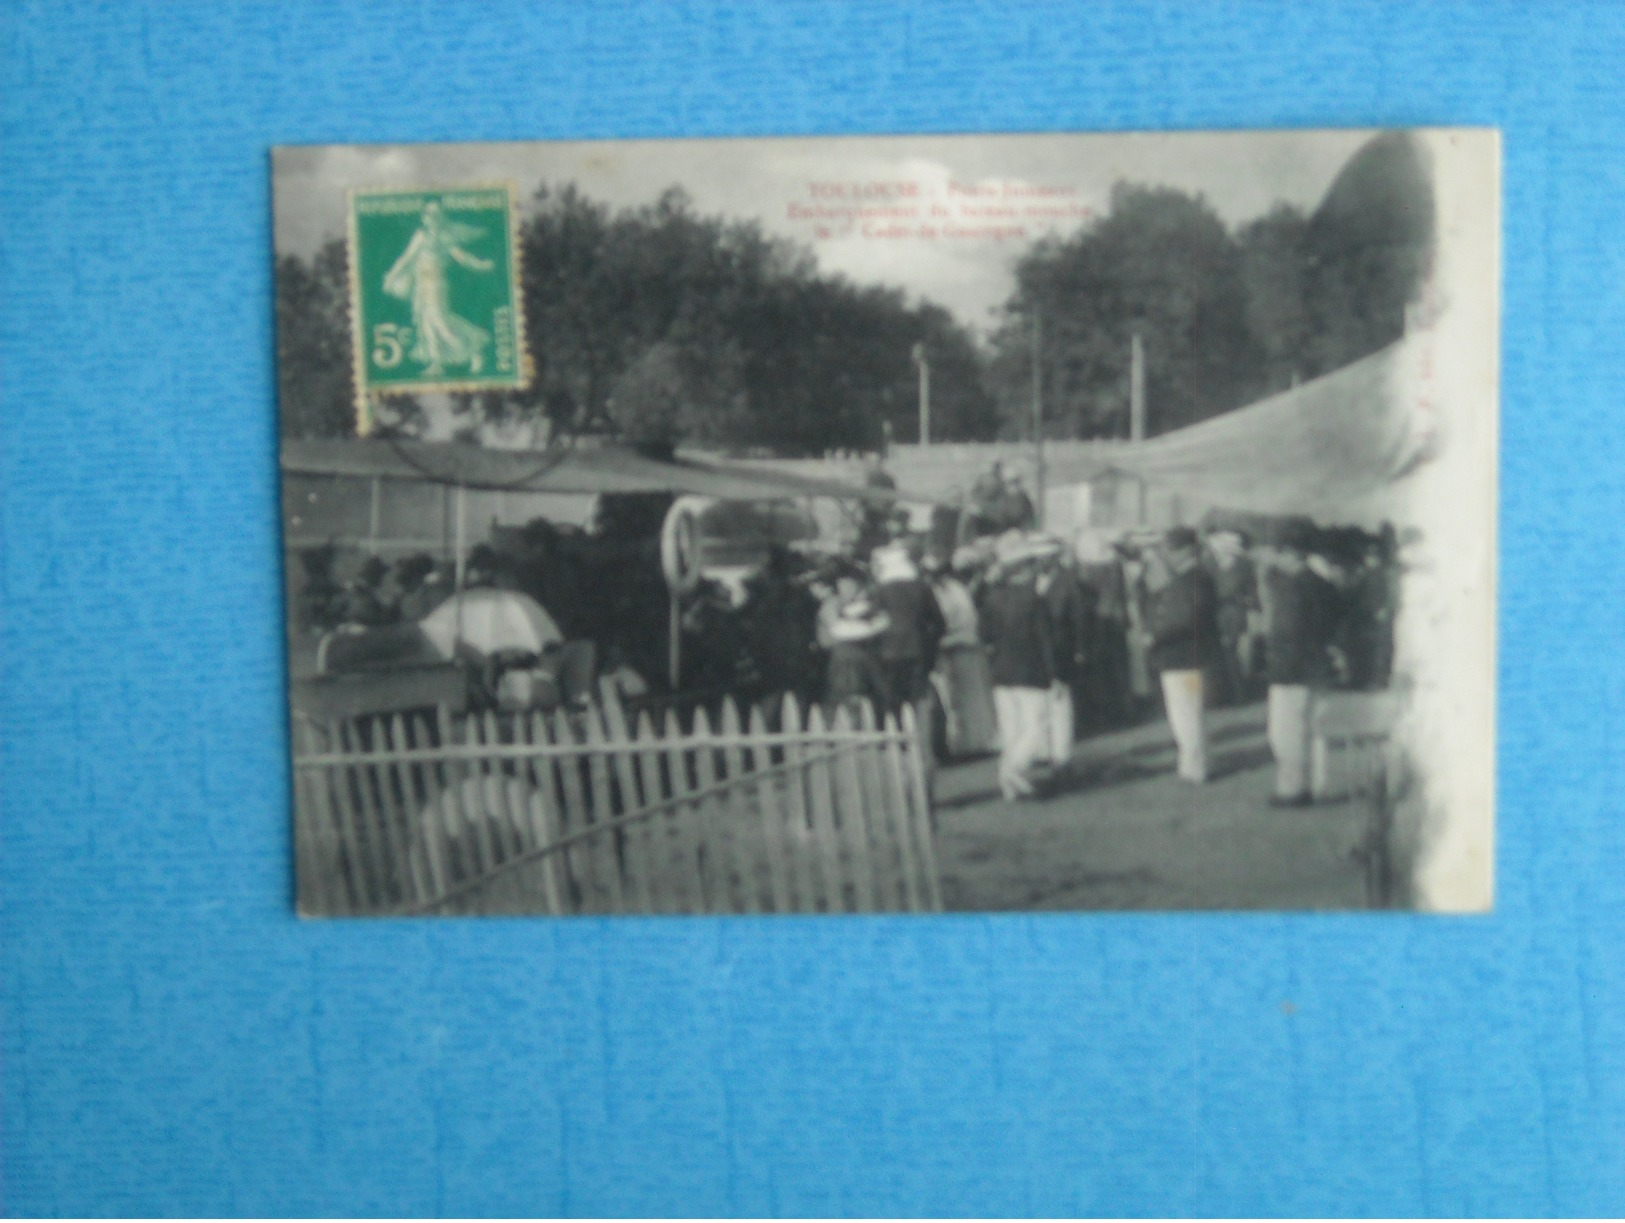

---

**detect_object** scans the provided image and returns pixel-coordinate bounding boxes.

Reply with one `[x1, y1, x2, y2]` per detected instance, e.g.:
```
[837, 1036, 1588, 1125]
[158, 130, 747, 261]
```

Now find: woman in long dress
[928, 560, 999, 756]
[383, 202, 495, 376]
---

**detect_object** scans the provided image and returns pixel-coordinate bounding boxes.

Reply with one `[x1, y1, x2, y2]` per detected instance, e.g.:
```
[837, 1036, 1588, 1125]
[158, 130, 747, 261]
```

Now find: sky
[273, 128, 1377, 333]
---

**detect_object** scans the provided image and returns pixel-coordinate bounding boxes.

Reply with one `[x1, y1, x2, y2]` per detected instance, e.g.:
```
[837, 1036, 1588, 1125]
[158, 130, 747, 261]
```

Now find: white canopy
[1045, 338, 1440, 526]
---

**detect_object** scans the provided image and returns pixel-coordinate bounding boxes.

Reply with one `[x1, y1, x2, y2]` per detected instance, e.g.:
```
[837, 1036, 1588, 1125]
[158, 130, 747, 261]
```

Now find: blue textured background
[3, 1, 1622, 1215]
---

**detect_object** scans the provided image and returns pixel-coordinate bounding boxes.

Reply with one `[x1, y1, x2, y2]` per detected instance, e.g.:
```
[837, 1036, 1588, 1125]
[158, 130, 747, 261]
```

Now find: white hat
[1072, 528, 1116, 565]
[827, 599, 891, 643]
[870, 543, 919, 584]
[996, 531, 1062, 567]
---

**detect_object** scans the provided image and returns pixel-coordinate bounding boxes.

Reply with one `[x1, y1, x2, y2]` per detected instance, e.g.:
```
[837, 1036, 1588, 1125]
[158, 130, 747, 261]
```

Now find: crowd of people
[296, 545, 518, 636]
[803, 498, 1400, 807]
[296, 463, 1402, 808]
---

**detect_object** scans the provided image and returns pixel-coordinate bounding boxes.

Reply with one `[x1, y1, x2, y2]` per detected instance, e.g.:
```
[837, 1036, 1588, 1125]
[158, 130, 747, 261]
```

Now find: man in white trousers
[1141, 528, 1221, 784]
[977, 535, 1057, 800]
[1258, 525, 1336, 806]
[1037, 543, 1089, 769]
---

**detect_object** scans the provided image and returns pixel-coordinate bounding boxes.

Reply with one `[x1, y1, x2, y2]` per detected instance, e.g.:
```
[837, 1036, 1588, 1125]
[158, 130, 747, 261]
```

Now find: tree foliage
[275, 236, 425, 439]
[273, 133, 1431, 451]
[985, 132, 1433, 439]
[1300, 130, 1435, 378]
[274, 239, 353, 439]
[273, 187, 996, 452]
[504, 185, 997, 453]
[986, 184, 1259, 440]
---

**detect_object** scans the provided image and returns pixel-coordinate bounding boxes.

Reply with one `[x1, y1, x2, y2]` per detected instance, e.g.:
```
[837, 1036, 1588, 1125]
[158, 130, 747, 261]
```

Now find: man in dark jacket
[978, 538, 1056, 800]
[1260, 528, 1337, 804]
[1039, 546, 1091, 765]
[1209, 529, 1260, 704]
[872, 542, 947, 718]
[1143, 527, 1221, 783]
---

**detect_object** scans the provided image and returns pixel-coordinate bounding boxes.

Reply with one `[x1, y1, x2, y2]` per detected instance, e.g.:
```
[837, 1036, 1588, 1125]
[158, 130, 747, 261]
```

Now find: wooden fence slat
[474, 712, 510, 875]
[289, 719, 321, 914]
[901, 704, 943, 912]
[356, 716, 407, 908]
[461, 713, 502, 882]
[482, 709, 525, 867]
[879, 711, 924, 913]
[293, 718, 347, 915]
[290, 738, 324, 914]
[551, 708, 600, 912]
[416, 711, 453, 902]
[664, 707, 708, 913]
[857, 702, 905, 911]
[632, 711, 669, 914]
[506, 712, 537, 856]
[330, 719, 382, 912]
[830, 705, 876, 913]
[515, 712, 564, 916]
[549, 709, 587, 909]
[430, 707, 465, 892]
[375, 714, 421, 908]
[324, 720, 368, 911]
[599, 683, 652, 914]
[538, 711, 582, 913]
[528, 712, 568, 915]
[690, 706, 725, 913]
[435, 706, 478, 896]
[582, 701, 626, 913]
[718, 697, 761, 915]
[749, 704, 792, 914]
[803, 705, 844, 913]
[777, 695, 816, 914]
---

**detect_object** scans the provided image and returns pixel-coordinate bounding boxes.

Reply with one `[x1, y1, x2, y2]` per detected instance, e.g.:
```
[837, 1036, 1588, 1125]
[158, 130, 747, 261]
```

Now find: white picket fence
[291, 687, 941, 916]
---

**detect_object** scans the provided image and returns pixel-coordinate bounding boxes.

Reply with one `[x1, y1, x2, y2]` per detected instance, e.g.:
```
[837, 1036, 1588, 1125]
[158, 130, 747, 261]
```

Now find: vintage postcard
[272, 128, 1498, 917]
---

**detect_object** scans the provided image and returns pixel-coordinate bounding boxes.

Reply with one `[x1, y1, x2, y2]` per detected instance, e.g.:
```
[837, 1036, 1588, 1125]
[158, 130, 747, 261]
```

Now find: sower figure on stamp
[1259, 523, 1338, 807]
[383, 201, 495, 376]
[1142, 527, 1221, 784]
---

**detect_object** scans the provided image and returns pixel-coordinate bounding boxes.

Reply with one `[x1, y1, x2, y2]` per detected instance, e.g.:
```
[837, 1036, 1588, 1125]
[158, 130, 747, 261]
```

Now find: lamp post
[911, 342, 931, 446]
[1129, 329, 1147, 524]
[1031, 306, 1045, 527]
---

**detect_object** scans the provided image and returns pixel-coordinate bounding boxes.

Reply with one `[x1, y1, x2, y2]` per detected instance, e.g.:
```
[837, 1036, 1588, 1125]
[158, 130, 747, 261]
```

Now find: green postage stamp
[347, 184, 527, 433]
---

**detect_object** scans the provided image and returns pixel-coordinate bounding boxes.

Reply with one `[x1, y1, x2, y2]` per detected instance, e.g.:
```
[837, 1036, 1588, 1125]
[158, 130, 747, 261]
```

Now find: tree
[275, 238, 426, 440]
[274, 239, 354, 439]
[1237, 204, 1313, 397]
[491, 183, 995, 454]
[986, 184, 1259, 440]
[1301, 131, 1434, 378]
[982, 133, 1435, 440]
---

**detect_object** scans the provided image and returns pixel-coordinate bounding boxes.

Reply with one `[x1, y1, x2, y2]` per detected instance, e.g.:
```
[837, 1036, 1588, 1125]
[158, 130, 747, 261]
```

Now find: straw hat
[826, 597, 891, 643]
[995, 530, 1063, 568]
[1072, 528, 1117, 565]
[870, 542, 919, 584]
[952, 540, 994, 573]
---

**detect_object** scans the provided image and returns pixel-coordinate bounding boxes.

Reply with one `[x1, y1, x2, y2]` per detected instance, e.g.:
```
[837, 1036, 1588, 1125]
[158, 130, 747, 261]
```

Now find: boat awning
[1043, 339, 1436, 524]
[281, 438, 906, 504]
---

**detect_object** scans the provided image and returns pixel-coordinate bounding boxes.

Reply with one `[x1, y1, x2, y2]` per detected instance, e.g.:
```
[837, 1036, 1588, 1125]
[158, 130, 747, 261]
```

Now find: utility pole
[1130, 330, 1147, 524]
[1129, 330, 1146, 442]
[911, 342, 931, 446]
[1031, 306, 1045, 527]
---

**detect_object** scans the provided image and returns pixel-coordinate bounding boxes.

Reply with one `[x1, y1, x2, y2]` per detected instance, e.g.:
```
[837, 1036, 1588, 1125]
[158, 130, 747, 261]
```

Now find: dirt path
[933, 703, 1376, 911]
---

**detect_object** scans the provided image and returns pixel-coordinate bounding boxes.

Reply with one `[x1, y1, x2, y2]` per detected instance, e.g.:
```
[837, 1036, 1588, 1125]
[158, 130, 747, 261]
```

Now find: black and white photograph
[274, 127, 1498, 917]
